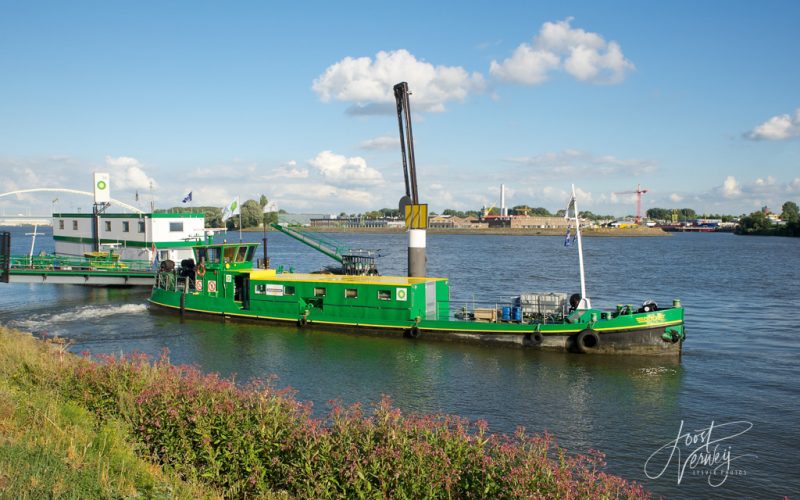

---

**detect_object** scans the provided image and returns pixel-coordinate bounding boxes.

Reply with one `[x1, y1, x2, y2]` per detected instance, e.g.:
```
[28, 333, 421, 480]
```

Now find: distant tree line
[435, 205, 614, 221]
[736, 201, 800, 237]
[645, 208, 743, 222]
[156, 194, 281, 229]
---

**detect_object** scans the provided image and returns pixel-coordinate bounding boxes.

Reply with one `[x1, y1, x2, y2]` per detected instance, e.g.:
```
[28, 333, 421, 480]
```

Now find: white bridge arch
[0, 188, 144, 214]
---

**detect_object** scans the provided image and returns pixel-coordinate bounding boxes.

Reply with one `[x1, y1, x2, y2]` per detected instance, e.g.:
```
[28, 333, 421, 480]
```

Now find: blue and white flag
[564, 227, 572, 247]
[182, 192, 193, 203]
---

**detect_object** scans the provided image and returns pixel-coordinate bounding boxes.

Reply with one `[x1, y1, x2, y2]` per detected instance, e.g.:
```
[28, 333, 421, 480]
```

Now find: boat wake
[635, 366, 677, 377]
[11, 303, 148, 331]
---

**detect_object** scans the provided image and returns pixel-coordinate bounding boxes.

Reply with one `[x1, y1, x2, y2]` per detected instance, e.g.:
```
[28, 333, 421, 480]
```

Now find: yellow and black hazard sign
[404, 203, 428, 229]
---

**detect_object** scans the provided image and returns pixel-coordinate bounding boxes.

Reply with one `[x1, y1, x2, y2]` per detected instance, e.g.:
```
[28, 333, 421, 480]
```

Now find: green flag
[222, 196, 240, 221]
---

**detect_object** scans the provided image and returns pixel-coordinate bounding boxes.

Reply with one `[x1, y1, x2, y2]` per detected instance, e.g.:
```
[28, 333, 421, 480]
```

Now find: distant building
[277, 213, 328, 226]
[310, 217, 397, 228]
[486, 216, 571, 229]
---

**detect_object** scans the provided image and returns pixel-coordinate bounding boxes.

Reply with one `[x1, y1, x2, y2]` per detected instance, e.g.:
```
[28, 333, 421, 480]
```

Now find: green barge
[148, 240, 685, 355]
[150, 83, 684, 355]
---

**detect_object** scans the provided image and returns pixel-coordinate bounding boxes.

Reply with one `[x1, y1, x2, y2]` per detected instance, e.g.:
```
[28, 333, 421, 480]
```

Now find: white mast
[25, 224, 41, 264]
[571, 184, 591, 309]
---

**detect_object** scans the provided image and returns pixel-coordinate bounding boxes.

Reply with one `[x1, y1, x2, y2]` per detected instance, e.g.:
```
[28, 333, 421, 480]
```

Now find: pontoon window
[169, 222, 183, 232]
[138, 221, 145, 233]
[58, 220, 64, 230]
[104, 221, 112, 231]
[122, 221, 130, 232]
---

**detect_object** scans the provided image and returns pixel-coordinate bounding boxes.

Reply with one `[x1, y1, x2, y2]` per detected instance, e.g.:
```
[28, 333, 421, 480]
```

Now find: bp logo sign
[96, 180, 107, 190]
[396, 288, 407, 301]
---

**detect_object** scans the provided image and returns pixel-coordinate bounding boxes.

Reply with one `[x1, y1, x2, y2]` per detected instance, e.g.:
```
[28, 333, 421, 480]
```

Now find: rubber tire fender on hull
[574, 328, 600, 353]
[524, 331, 544, 346]
[405, 326, 420, 339]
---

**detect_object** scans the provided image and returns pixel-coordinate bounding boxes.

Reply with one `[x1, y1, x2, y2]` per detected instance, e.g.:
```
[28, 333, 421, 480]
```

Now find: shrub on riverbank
[0, 328, 214, 498]
[2, 327, 649, 498]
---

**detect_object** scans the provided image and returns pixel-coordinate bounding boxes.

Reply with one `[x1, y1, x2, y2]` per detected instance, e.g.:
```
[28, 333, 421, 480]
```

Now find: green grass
[0, 327, 216, 499]
[1, 326, 648, 498]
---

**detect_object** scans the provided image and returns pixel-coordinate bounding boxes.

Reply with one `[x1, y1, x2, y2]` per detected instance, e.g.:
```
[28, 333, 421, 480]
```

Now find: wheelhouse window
[72, 220, 78, 230]
[169, 222, 183, 232]
[138, 221, 145, 233]
[104, 221, 112, 231]
[378, 290, 391, 301]
[196, 247, 222, 264]
[58, 220, 64, 230]
[345, 288, 358, 299]
[122, 221, 130, 232]
[236, 246, 248, 263]
[314, 287, 326, 297]
[223, 246, 236, 263]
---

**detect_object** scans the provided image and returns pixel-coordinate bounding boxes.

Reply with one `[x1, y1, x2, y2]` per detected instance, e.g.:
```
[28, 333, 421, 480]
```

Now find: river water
[1, 225, 798, 498]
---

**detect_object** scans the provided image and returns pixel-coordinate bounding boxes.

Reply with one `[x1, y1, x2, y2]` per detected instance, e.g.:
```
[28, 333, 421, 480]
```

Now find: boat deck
[246, 269, 446, 286]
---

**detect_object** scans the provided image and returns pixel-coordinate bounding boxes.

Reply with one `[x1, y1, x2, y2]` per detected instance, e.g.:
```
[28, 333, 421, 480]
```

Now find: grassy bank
[0, 328, 216, 498]
[0, 327, 649, 498]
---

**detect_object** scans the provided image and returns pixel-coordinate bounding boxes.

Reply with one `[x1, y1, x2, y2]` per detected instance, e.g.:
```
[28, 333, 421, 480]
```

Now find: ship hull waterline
[148, 290, 684, 356]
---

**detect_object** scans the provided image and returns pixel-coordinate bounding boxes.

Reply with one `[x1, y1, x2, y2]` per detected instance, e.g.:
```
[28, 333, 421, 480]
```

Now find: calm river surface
[1, 226, 798, 498]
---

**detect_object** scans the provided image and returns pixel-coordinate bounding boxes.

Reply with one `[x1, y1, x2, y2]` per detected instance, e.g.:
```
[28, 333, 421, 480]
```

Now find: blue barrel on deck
[512, 306, 522, 321]
[501, 306, 511, 321]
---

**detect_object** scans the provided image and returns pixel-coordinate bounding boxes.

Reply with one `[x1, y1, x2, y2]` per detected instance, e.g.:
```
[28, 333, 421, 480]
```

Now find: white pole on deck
[572, 184, 591, 309]
[26, 224, 40, 265]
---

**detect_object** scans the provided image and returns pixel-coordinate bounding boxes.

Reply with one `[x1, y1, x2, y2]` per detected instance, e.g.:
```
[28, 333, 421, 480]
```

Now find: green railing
[9, 254, 154, 273]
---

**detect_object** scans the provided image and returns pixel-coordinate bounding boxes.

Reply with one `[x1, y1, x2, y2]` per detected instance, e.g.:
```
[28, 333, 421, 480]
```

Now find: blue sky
[1, 1, 799, 216]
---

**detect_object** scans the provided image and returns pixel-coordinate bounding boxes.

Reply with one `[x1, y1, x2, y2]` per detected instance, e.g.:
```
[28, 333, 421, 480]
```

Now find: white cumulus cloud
[746, 108, 800, 140]
[721, 176, 741, 198]
[308, 151, 383, 186]
[104, 156, 158, 191]
[490, 18, 635, 85]
[360, 135, 400, 150]
[669, 193, 684, 203]
[505, 149, 656, 179]
[312, 49, 485, 114]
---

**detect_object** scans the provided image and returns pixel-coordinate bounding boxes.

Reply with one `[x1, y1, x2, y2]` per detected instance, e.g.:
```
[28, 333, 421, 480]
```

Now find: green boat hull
[148, 241, 685, 356]
[149, 283, 684, 356]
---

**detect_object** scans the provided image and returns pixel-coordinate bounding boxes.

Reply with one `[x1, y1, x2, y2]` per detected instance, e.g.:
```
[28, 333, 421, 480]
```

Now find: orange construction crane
[614, 184, 649, 224]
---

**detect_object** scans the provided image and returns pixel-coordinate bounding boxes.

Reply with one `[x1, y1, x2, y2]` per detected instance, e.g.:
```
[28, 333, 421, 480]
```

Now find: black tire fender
[525, 331, 544, 346]
[297, 316, 307, 328]
[574, 329, 600, 353]
[406, 326, 420, 338]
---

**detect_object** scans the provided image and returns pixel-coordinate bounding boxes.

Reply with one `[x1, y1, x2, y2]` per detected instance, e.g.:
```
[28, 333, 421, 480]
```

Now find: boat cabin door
[233, 274, 250, 310]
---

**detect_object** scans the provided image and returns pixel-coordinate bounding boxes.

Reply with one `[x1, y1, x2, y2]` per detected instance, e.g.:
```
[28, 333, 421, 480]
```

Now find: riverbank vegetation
[0, 327, 649, 498]
[735, 201, 800, 237]
[0, 328, 214, 498]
